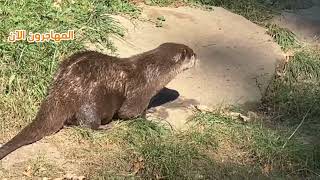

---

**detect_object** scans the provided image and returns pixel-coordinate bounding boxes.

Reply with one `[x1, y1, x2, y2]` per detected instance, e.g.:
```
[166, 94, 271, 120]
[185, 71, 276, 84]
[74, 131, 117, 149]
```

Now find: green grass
[85, 119, 217, 179]
[269, 0, 314, 10]
[193, 0, 277, 23]
[263, 23, 320, 136]
[244, 2, 320, 177]
[0, 0, 140, 141]
[86, 119, 217, 179]
[263, 49, 320, 137]
[260, 35, 320, 178]
[266, 24, 300, 51]
[145, 0, 281, 23]
[73, 111, 319, 179]
[145, 0, 176, 7]
[194, 112, 320, 178]
[144, 0, 312, 24]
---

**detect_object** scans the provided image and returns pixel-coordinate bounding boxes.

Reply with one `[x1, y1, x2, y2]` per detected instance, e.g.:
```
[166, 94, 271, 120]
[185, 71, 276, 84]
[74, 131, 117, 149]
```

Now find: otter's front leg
[141, 109, 147, 119]
[117, 97, 150, 119]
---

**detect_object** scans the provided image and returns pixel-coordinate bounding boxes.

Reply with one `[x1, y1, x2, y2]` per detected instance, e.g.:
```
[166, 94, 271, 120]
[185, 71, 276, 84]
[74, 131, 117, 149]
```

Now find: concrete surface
[108, 5, 283, 129]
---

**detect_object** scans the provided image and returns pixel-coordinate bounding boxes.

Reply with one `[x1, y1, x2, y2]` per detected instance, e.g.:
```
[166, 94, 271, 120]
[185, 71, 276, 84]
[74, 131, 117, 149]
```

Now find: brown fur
[0, 42, 197, 160]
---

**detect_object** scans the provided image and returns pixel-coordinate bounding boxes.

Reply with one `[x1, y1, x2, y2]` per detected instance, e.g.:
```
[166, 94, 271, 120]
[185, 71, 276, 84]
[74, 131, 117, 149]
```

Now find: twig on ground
[282, 106, 312, 148]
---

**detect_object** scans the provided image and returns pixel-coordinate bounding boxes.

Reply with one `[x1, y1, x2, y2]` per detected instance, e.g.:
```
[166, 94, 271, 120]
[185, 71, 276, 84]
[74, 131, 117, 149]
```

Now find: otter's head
[158, 43, 198, 73]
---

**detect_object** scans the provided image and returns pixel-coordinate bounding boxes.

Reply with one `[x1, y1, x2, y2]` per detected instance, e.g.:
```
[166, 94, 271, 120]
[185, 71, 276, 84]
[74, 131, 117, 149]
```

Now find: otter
[0, 42, 197, 160]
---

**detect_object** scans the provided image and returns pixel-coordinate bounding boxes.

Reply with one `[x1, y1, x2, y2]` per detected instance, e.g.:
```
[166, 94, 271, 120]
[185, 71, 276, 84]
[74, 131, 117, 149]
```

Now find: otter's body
[0, 43, 197, 160]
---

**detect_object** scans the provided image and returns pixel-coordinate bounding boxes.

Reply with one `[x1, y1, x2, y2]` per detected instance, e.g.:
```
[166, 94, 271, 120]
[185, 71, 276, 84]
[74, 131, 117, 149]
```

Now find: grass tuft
[148, 0, 278, 23]
[266, 24, 300, 51]
[262, 48, 320, 177]
[145, 0, 175, 6]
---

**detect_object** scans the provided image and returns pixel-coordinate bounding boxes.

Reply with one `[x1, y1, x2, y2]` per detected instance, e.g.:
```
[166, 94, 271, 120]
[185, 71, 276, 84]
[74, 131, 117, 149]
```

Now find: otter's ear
[174, 49, 187, 62]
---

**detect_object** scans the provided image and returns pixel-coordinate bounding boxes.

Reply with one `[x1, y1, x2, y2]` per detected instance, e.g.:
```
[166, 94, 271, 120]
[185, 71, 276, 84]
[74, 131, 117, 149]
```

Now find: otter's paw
[97, 124, 113, 130]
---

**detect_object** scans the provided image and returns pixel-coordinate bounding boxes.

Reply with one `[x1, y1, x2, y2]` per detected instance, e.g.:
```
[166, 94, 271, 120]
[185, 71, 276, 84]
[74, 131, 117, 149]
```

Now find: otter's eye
[180, 49, 187, 60]
[183, 49, 188, 57]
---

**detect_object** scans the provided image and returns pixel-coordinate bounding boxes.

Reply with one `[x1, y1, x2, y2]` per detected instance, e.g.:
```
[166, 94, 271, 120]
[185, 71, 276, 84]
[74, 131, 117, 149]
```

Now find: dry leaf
[228, 112, 251, 122]
[284, 50, 294, 62]
[238, 114, 250, 122]
[53, 0, 62, 8]
[229, 112, 241, 119]
[132, 157, 145, 175]
[262, 163, 272, 175]
[22, 166, 33, 177]
[247, 111, 258, 121]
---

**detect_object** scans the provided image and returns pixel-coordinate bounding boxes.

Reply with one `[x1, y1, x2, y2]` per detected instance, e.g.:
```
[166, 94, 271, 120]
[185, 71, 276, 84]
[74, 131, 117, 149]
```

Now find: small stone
[238, 113, 250, 122]
[247, 111, 259, 121]
[229, 112, 241, 119]
[23, 166, 33, 177]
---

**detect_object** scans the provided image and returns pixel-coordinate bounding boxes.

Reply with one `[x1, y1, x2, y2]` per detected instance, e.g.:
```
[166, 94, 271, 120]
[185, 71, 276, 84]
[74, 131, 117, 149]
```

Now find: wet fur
[0, 42, 197, 160]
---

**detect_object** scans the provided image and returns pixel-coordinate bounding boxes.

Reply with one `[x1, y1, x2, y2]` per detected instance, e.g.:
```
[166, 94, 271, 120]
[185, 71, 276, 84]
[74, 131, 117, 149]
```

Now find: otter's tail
[0, 98, 70, 160]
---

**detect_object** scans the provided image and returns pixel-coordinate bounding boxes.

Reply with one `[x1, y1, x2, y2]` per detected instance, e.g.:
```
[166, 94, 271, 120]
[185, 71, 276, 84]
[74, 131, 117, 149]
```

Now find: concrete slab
[109, 5, 283, 129]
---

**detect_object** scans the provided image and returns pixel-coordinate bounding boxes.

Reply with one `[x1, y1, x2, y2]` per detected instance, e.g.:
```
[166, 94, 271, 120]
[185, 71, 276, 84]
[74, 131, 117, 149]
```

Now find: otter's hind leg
[76, 103, 116, 130]
[76, 104, 102, 130]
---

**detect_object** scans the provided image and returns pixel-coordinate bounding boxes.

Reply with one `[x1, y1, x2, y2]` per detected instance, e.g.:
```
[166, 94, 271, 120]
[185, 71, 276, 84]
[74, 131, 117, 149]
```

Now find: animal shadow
[148, 87, 180, 109]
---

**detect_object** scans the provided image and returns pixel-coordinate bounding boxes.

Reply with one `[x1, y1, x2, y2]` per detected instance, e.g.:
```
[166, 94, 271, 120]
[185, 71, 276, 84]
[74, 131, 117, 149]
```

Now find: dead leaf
[262, 163, 272, 175]
[284, 50, 294, 62]
[22, 166, 33, 177]
[228, 112, 251, 122]
[229, 112, 241, 119]
[53, 0, 62, 8]
[132, 157, 145, 175]
[238, 114, 250, 122]
[247, 111, 258, 121]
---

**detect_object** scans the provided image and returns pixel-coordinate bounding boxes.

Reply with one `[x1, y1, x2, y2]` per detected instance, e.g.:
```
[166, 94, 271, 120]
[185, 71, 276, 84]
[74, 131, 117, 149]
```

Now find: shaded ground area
[108, 5, 283, 129]
[272, 0, 320, 43]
